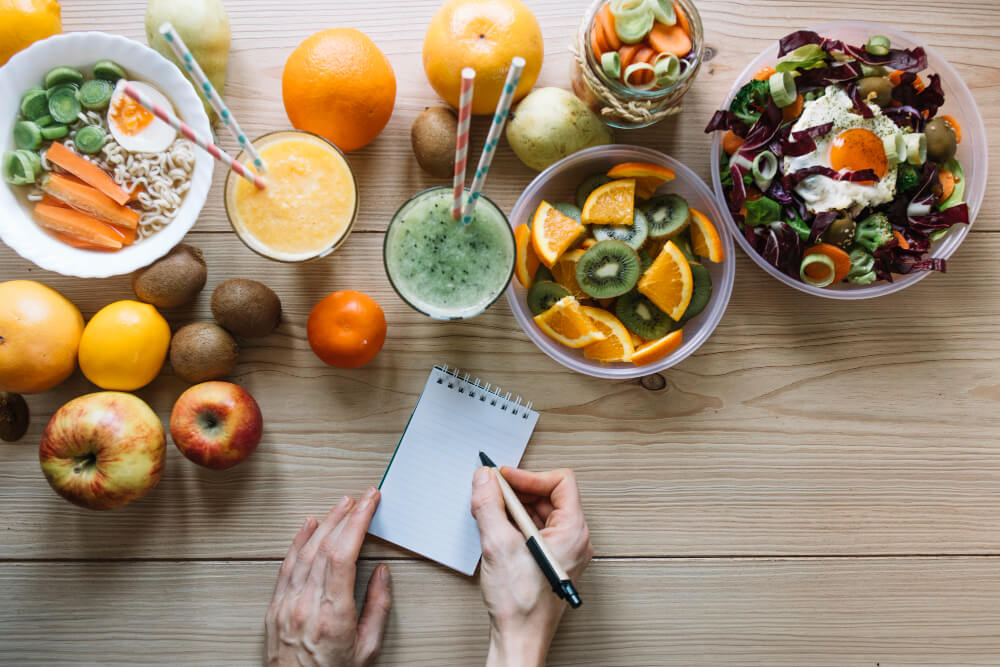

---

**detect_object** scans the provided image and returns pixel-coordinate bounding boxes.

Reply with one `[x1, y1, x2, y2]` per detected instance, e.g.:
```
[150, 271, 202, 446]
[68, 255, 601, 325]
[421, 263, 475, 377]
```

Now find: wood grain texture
[3, 558, 1000, 666]
[2, 1, 999, 664]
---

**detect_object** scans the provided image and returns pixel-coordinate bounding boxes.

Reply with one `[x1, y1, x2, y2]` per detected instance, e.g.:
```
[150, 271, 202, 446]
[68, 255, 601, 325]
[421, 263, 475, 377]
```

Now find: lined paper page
[369, 367, 539, 575]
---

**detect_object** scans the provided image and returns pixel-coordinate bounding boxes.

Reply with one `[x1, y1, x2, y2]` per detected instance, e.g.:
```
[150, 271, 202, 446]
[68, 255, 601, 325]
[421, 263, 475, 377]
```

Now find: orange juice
[225, 131, 358, 261]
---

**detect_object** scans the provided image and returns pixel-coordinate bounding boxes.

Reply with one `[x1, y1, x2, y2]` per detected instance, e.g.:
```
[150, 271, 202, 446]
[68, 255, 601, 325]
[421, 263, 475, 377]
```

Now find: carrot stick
[722, 130, 744, 155]
[33, 203, 124, 250]
[45, 142, 130, 205]
[803, 243, 851, 283]
[672, 2, 690, 37]
[597, 4, 622, 51]
[591, 21, 609, 55]
[39, 194, 71, 208]
[782, 93, 805, 123]
[940, 115, 962, 143]
[109, 222, 137, 246]
[40, 173, 140, 229]
[938, 169, 956, 201]
[648, 21, 691, 57]
[892, 230, 910, 250]
[753, 66, 776, 81]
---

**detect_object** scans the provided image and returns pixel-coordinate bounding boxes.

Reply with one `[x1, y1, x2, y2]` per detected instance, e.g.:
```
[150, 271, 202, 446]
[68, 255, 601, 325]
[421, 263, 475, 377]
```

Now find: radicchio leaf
[777, 30, 927, 72]
[793, 61, 863, 91]
[848, 84, 875, 118]
[782, 122, 834, 157]
[740, 101, 785, 151]
[908, 203, 969, 235]
[704, 109, 748, 135]
[808, 211, 837, 244]
[883, 105, 926, 132]
[891, 72, 945, 117]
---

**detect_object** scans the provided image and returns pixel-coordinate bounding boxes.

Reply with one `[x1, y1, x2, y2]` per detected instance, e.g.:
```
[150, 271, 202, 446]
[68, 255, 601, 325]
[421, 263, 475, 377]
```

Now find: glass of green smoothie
[384, 186, 516, 320]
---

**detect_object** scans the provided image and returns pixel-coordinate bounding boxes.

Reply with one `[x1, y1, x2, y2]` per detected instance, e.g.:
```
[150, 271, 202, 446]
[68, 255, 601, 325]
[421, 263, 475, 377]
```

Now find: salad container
[507, 145, 735, 380]
[710, 21, 987, 299]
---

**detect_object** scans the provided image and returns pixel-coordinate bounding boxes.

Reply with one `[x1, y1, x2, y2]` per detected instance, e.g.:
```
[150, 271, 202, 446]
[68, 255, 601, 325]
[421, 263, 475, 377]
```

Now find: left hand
[265, 488, 392, 667]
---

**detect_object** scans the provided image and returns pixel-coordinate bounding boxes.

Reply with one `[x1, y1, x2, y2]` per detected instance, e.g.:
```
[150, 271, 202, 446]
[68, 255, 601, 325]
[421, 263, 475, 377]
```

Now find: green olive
[856, 76, 893, 107]
[822, 214, 856, 250]
[925, 117, 957, 163]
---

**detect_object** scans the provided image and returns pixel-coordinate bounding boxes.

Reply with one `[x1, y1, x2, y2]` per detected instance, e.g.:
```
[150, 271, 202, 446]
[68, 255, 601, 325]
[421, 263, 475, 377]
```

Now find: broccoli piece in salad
[853, 213, 893, 253]
[730, 79, 771, 126]
[896, 163, 921, 192]
[847, 247, 877, 285]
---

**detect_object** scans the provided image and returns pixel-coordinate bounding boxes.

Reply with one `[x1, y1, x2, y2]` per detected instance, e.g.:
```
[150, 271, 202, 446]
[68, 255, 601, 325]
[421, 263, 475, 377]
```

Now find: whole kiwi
[411, 106, 458, 178]
[0, 392, 29, 442]
[211, 278, 282, 338]
[131, 243, 208, 308]
[169, 323, 240, 384]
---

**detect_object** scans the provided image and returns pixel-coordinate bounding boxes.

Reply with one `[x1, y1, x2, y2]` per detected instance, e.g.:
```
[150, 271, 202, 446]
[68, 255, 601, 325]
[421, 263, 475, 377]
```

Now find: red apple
[39, 392, 166, 510]
[170, 381, 262, 470]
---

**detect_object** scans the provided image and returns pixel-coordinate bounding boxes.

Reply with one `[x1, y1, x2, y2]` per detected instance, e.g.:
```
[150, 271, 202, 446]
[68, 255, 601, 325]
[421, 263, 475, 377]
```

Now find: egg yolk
[829, 128, 888, 183]
[111, 95, 155, 136]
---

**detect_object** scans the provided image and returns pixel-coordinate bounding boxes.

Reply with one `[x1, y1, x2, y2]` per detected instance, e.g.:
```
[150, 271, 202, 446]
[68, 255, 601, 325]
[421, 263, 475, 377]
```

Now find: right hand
[470, 466, 593, 667]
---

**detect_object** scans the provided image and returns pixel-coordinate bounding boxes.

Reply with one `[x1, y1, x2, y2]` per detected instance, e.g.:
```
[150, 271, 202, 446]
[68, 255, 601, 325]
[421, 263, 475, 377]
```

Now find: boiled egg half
[107, 80, 177, 153]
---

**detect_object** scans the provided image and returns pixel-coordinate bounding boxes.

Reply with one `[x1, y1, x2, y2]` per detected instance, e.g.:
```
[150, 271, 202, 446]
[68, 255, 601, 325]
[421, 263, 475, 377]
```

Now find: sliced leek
[601, 51, 622, 79]
[800, 253, 836, 287]
[904, 132, 927, 165]
[768, 71, 797, 108]
[752, 150, 778, 192]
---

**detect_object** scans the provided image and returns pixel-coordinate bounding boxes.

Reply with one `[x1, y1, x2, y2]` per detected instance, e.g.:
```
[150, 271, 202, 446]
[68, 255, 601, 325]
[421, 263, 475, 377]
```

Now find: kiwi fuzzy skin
[131, 243, 208, 308]
[169, 323, 239, 384]
[211, 278, 282, 338]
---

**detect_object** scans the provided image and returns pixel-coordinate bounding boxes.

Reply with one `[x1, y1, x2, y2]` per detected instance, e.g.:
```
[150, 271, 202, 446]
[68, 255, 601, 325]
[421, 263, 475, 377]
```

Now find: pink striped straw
[451, 68, 476, 220]
[121, 83, 266, 190]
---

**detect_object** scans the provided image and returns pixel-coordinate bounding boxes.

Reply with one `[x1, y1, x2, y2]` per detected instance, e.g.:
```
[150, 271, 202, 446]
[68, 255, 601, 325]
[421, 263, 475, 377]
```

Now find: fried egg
[783, 86, 900, 214]
[107, 80, 177, 154]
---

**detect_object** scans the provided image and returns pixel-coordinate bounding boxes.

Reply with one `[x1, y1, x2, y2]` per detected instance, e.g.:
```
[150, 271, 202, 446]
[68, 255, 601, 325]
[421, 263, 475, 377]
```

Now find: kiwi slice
[616, 291, 676, 340]
[553, 201, 582, 223]
[575, 240, 641, 299]
[534, 263, 555, 283]
[637, 247, 653, 274]
[575, 173, 612, 209]
[593, 209, 649, 250]
[527, 281, 570, 315]
[642, 194, 690, 239]
[673, 231, 697, 261]
[679, 263, 713, 324]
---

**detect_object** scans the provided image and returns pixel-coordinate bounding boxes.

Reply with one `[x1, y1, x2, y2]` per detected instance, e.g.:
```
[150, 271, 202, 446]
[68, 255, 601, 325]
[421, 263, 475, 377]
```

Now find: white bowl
[0, 31, 214, 278]
[710, 21, 987, 299]
[506, 145, 736, 380]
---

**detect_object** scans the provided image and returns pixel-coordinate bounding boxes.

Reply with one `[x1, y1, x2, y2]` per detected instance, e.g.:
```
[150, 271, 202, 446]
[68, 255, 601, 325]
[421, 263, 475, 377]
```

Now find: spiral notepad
[368, 365, 539, 575]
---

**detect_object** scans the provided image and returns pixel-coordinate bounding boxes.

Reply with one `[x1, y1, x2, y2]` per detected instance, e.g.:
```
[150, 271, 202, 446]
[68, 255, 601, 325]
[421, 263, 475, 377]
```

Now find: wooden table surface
[2, 1, 999, 664]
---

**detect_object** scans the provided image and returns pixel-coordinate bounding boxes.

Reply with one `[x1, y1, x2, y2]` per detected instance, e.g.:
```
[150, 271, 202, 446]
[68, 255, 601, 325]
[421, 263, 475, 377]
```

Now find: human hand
[265, 488, 391, 667]
[471, 467, 593, 667]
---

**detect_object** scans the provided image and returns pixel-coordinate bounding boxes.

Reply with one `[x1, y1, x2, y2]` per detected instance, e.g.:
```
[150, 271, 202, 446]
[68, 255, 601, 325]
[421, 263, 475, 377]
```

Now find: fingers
[501, 466, 583, 516]
[354, 564, 392, 666]
[291, 495, 355, 586]
[525, 505, 545, 530]
[273, 516, 318, 599]
[529, 498, 556, 524]
[317, 487, 381, 595]
[470, 467, 523, 560]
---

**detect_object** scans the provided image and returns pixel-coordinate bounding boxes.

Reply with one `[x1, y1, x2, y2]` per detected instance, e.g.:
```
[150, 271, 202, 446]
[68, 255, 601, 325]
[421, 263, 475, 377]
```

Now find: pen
[478, 451, 582, 609]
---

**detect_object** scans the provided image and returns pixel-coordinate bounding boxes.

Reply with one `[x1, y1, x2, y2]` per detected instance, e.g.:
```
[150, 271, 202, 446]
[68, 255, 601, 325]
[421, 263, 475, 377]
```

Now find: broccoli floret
[853, 213, 893, 252]
[897, 163, 921, 192]
[847, 247, 877, 285]
[730, 79, 770, 126]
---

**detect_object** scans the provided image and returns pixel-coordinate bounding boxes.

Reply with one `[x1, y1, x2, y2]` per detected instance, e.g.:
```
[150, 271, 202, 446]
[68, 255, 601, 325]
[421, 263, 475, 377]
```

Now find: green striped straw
[461, 57, 525, 225]
[159, 23, 266, 174]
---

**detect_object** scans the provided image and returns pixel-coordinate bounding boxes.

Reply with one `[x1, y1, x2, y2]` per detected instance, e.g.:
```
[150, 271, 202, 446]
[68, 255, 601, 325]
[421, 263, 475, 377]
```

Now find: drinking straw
[158, 23, 267, 174]
[451, 68, 476, 220]
[461, 57, 525, 225]
[121, 83, 266, 190]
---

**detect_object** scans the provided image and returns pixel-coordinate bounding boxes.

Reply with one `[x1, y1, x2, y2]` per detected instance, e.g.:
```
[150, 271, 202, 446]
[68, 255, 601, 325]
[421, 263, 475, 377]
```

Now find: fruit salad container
[709, 21, 987, 299]
[506, 145, 735, 380]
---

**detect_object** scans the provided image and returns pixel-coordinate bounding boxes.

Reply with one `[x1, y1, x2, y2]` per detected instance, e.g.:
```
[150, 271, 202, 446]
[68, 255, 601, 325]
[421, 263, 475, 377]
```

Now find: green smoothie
[385, 187, 515, 320]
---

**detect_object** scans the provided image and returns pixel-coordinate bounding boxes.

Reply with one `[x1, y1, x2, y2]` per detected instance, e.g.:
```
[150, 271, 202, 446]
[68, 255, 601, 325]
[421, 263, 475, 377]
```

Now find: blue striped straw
[159, 23, 267, 174]
[461, 57, 525, 225]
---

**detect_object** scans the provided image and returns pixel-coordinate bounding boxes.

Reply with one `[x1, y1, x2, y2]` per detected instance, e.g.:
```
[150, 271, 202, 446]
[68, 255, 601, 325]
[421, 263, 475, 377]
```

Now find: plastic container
[710, 21, 987, 299]
[506, 145, 735, 379]
[570, 0, 705, 129]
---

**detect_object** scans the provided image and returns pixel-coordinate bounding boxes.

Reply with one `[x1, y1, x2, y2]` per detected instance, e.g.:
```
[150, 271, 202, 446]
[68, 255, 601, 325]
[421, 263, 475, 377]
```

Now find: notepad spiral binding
[434, 365, 534, 420]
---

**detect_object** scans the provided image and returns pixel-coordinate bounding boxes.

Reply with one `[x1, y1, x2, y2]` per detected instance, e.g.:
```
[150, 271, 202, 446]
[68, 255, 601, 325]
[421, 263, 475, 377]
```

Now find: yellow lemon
[0, 0, 62, 66]
[78, 300, 171, 391]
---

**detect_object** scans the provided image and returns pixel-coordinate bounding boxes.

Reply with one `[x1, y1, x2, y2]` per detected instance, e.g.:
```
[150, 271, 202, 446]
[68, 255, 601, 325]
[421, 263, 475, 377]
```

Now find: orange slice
[580, 238, 597, 250]
[631, 329, 683, 366]
[533, 296, 607, 348]
[581, 178, 635, 226]
[581, 306, 635, 363]
[514, 224, 539, 288]
[531, 201, 586, 267]
[638, 241, 693, 321]
[551, 249, 588, 299]
[607, 162, 676, 183]
[630, 332, 645, 347]
[635, 178, 658, 200]
[688, 208, 725, 263]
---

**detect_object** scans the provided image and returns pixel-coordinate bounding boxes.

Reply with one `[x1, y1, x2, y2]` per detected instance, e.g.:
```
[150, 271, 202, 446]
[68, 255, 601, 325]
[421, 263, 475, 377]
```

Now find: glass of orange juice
[224, 130, 359, 262]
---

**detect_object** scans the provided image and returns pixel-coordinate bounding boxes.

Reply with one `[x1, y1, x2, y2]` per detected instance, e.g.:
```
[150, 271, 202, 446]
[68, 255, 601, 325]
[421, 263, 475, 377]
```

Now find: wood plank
[2, 557, 1000, 665]
[1, 233, 998, 559]
[57, 0, 1000, 233]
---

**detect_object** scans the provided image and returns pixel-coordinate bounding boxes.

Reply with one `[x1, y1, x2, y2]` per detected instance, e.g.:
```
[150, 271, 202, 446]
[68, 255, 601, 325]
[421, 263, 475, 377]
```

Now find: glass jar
[570, 0, 705, 129]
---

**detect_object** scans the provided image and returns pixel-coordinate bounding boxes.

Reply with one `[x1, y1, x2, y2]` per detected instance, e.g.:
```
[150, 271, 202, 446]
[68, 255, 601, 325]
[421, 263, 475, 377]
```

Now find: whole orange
[0, 0, 62, 66]
[282, 28, 396, 152]
[423, 0, 543, 115]
[0, 280, 83, 394]
[307, 291, 386, 369]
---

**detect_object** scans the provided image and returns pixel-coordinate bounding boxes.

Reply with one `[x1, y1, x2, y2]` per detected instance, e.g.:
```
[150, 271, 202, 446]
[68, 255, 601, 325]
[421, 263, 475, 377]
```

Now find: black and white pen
[478, 451, 582, 609]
